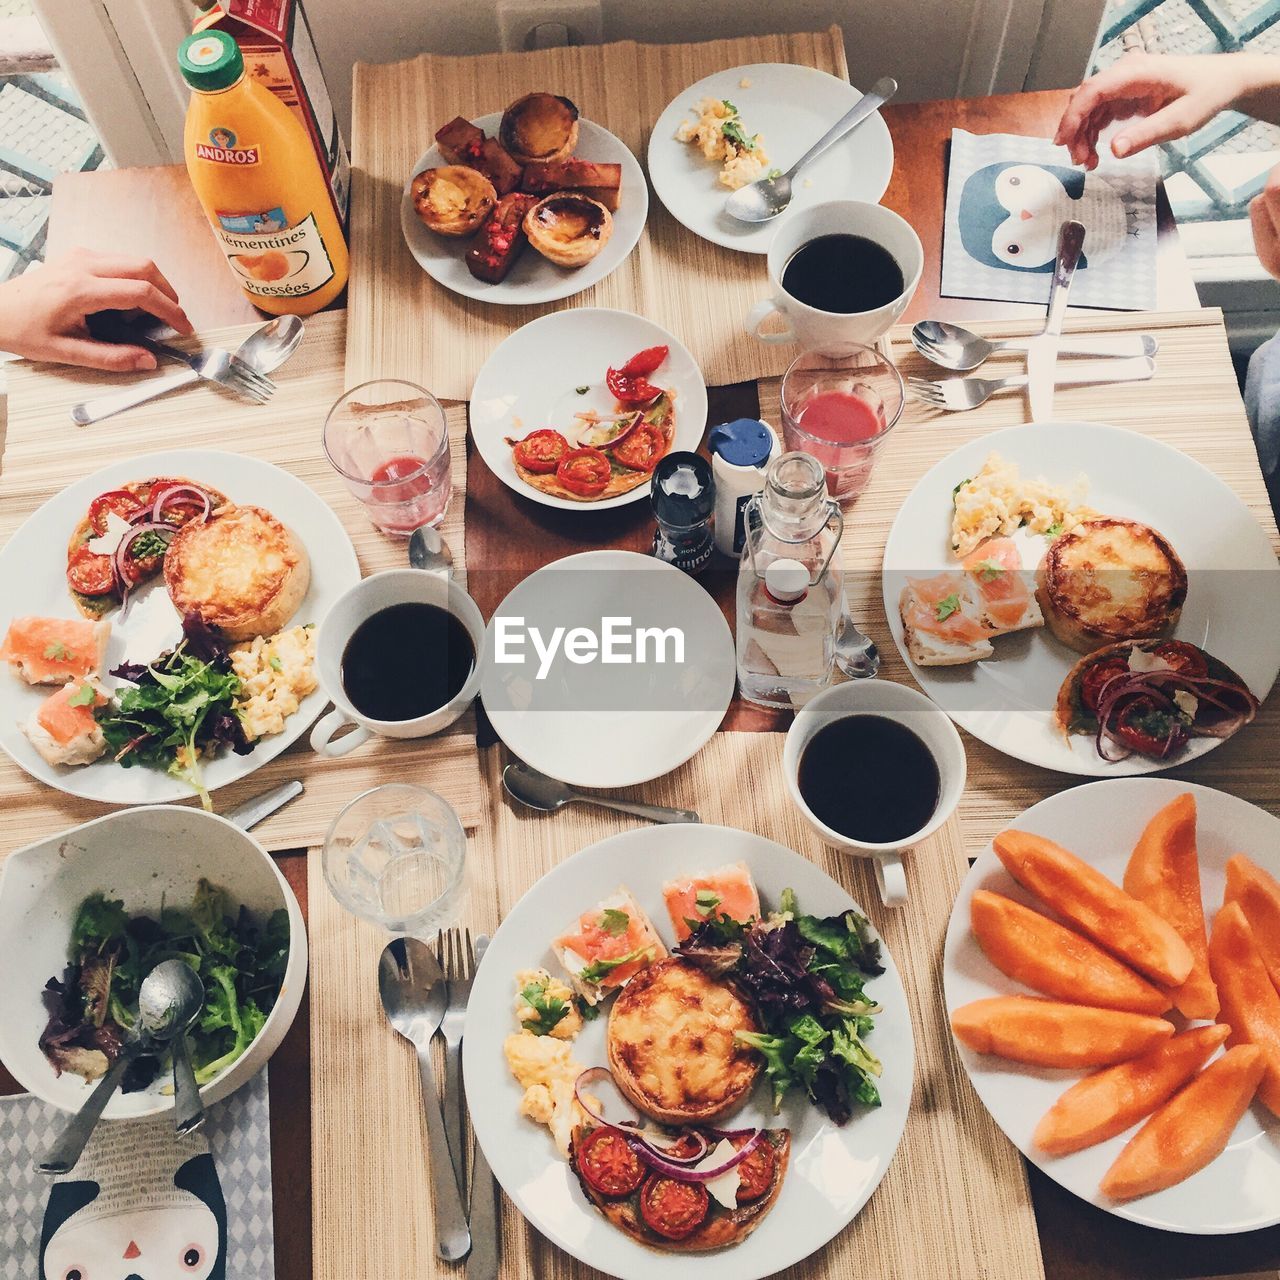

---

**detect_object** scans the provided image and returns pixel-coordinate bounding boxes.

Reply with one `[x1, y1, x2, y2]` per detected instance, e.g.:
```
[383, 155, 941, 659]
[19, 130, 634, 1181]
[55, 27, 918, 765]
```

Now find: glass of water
[322, 783, 466, 941]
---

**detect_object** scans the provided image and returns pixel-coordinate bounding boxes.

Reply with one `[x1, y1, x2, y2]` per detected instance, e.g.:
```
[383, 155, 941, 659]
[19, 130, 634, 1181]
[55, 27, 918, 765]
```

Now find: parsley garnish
[580, 945, 653, 986]
[721, 98, 738, 113]
[599, 908, 630, 936]
[695, 889, 722, 917]
[68, 683, 96, 707]
[519, 978, 570, 1036]
[268, 655, 283, 673]
[1044, 521, 1064, 538]
[43, 642, 71, 661]
[952, 477, 972, 502]
[973, 558, 1004, 581]
[934, 593, 961, 622]
[721, 117, 757, 151]
[576, 996, 600, 1021]
[575, 384, 589, 395]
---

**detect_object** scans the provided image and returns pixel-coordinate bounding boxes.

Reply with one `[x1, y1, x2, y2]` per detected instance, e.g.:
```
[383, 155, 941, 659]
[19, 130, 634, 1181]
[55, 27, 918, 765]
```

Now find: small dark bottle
[651, 451, 716, 575]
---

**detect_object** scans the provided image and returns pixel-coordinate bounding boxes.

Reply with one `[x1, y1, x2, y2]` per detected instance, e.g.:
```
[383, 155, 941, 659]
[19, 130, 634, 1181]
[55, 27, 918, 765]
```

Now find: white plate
[648, 63, 895, 254]
[464, 823, 915, 1279]
[0, 449, 360, 806]
[480, 550, 734, 788]
[943, 778, 1280, 1234]
[469, 308, 708, 512]
[401, 113, 648, 305]
[882, 422, 1280, 775]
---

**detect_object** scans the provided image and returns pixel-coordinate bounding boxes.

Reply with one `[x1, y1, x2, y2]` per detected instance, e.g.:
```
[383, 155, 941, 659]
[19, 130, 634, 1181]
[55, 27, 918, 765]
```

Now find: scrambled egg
[513, 968, 583, 1040]
[503, 1032, 587, 1157]
[951, 452, 1095, 558]
[231, 624, 317, 741]
[676, 97, 771, 189]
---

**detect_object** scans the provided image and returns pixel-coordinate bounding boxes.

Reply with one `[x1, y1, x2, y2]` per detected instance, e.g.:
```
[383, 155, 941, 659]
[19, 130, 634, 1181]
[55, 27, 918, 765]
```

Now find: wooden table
[24, 84, 1278, 1280]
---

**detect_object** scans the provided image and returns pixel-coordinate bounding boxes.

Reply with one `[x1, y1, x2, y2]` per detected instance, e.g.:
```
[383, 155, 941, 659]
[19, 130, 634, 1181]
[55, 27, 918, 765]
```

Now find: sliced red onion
[151, 484, 212, 525]
[574, 1067, 644, 1132]
[112, 521, 176, 613]
[625, 1129, 764, 1182]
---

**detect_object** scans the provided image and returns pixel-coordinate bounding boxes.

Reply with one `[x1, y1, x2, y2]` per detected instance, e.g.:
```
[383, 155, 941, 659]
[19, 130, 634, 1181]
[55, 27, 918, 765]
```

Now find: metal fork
[442, 927, 499, 1280]
[908, 355, 1156, 412]
[141, 334, 275, 404]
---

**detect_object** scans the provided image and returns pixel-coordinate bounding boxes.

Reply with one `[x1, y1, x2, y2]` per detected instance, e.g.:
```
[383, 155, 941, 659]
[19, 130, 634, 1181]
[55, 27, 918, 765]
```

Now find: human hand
[0, 248, 192, 371]
[1250, 163, 1280, 280]
[1054, 52, 1276, 170]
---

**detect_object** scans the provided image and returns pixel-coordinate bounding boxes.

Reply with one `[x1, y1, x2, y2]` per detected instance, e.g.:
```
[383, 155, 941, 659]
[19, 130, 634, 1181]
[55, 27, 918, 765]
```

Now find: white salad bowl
[0, 805, 306, 1118]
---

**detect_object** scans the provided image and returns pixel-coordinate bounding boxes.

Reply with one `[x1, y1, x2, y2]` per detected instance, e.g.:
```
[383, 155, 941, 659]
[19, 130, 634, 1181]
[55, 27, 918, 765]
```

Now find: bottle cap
[765, 557, 810, 602]
[708, 418, 774, 469]
[178, 30, 243, 93]
[651, 451, 715, 530]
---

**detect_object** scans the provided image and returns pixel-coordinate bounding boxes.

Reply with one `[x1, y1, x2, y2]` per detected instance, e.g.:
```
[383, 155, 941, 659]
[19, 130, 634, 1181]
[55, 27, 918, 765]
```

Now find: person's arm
[0, 247, 192, 371]
[1055, 51, 1280, 170]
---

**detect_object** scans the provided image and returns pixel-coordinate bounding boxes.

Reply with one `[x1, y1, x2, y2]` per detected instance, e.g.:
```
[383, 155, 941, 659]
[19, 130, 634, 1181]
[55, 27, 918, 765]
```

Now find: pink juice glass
[323, 379, 453, 535]
[780, 345, 905, 502]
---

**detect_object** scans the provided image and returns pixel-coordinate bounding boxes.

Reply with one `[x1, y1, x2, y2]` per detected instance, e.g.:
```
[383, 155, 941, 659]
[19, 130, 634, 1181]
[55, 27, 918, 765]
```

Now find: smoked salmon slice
[963, 538, 1038, 632]
[663, 862, 761, 940]
[0, 616, 109, 685]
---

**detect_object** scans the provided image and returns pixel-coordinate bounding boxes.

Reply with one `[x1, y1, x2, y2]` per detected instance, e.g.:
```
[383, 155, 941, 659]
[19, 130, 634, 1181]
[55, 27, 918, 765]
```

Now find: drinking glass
[780, 345, 905, 503]
[322, 783, 467, 941]
[323, 379, 452, 535]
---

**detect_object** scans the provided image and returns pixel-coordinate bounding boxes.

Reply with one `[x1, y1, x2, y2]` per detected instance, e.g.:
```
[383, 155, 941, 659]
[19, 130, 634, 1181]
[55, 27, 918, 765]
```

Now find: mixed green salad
[40, 880, 288, 1093]
[676, 888, 884, 1125]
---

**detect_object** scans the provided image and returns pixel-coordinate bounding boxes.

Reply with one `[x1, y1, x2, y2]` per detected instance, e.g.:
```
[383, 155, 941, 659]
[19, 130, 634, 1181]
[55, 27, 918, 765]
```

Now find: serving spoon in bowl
[138, 958, 206, 1136]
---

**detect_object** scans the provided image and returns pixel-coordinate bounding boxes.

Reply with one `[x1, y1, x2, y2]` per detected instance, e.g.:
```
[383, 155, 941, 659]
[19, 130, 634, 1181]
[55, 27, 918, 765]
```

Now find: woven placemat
[345, 27, 849, 396]
[0, 311, 487, 853]
[309, 736, 1044, 1279]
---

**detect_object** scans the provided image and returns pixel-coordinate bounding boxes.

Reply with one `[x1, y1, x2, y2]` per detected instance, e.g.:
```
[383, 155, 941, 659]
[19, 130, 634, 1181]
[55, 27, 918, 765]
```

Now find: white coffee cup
[310, 568, 483, 757]
[783, 681, 965, 908]
[746, 200, 924, 352]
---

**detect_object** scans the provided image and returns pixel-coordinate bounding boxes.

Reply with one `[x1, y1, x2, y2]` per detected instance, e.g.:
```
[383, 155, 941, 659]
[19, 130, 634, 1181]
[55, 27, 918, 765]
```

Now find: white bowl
[0, 806, 307, 1118]
[784, 681, 966, 907]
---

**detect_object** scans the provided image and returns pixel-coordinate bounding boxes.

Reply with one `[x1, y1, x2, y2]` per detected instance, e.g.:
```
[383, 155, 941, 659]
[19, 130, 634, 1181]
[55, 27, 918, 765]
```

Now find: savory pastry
[552, 886, 668, 1005]
[521, 158, 622, 210]
[410, 164, 497, 237]
[675, 97, 770, 190]
[1037, 517, 1187, 653]
[951, 453, 1094, 558]
[662, 863, 760, 942]
[899, 572, 994, 667]
[1054, 638, 1258, 761]
[524, 193, 612, 267]
[499, 92, 579, 165]
[22, 680, 108, 767]
[0, 616, 110, 685]
[66, 478, 227, 617]
[961, 537, 1043, 637]
[434, 116, 523, 194]
[607, 957, 761, 1124]
[571, 1123, 791, 1251]
[165, 505, 310, 642]
[466, 191, 538, 283]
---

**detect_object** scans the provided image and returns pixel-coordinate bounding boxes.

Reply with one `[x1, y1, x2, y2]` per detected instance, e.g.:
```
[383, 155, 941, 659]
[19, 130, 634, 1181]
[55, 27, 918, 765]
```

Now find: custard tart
[500, 92, 580, 165]
[410, 165, 496, 237]
[524, 193, 612, 267]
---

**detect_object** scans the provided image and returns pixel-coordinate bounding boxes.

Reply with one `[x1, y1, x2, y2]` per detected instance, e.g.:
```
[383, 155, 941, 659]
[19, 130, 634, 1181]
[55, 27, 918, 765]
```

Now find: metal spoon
[834, 598, 880, 679]
[911, 319, 1158, 373]
[378, 938, 471, 1263]
[36, 959, 196, 1174]
[503, 760, 700, 824]
[724, 76, 897, 223]
[138, 958, 206, 1136]
[71, 314, 305, 425]
[409, 526, 455, 575]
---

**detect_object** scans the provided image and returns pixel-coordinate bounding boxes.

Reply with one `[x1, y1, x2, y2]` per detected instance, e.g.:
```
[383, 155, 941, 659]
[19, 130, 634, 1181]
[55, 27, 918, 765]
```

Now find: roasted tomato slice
[512, 429, 570, 475]
[1150, 641, 1209, 679]
[1080, 657, 1129, 714]
[66, 545, 116, 596]
[610, 422, 666, 473]
[556, 447, 612, 498]
[147, 479, 211, 525]
[88, 489, 144, 535]
[606, 366, 662, 407]
[618, 345, 668, 379]
[733, 1137, 775, 1203]
[1111, 694, 1190, 758]
[639, 1175, 709, 1240]
[576, 1128, 646, 1198]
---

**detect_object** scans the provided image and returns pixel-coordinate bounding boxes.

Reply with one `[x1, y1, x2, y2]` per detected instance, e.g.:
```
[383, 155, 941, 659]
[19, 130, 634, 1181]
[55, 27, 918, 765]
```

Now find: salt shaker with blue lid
[707, 418, 780, 558]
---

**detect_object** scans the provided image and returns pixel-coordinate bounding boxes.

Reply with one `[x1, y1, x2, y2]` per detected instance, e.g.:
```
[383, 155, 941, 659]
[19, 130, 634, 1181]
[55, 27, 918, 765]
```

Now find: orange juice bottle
[178, 29, 348, 316]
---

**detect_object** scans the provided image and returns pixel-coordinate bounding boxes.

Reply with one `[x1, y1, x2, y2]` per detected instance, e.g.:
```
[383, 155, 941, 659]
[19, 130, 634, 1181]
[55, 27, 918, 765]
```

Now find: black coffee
[342, 602, 474, 722]
[797, 714, 940, 844]
[782, 234, 905, 315]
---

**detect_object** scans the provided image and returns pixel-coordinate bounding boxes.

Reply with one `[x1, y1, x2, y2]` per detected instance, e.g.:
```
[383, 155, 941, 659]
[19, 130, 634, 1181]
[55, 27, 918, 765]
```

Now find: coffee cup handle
[874, 852, 908, 908]
[310, 707, 371, 758]
[745, 298, 796, 345]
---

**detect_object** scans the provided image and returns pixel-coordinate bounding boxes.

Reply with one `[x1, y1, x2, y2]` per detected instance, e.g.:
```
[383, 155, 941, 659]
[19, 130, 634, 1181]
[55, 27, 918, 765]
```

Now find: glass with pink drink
[323, 379, 453, 535]
[780, 345, 905, 502]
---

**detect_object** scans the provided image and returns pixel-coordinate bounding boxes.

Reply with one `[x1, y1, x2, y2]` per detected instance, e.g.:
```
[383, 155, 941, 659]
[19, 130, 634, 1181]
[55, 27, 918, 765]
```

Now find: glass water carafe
[735, 452, 844, 708]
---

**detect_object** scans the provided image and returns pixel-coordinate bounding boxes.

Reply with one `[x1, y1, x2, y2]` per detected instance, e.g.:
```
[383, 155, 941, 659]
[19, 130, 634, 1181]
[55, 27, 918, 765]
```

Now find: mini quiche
[165, 505, 310, 642]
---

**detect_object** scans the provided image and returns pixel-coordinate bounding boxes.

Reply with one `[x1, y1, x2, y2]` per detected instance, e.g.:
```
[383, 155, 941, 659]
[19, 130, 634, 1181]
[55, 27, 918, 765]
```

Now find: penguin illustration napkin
[942, 128, 1158, 310]
[0, 1071, 274, 1279]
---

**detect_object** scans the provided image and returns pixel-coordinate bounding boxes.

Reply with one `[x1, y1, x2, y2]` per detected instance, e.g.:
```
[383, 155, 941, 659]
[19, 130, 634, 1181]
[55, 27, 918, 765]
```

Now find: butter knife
[224, 780, 304, 831]
[467, 934, 500, 1280]
[1025, 220, 1086, 421]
